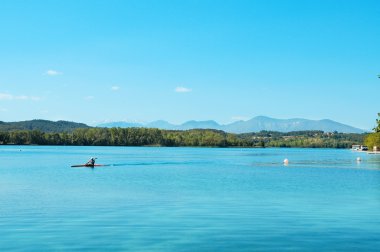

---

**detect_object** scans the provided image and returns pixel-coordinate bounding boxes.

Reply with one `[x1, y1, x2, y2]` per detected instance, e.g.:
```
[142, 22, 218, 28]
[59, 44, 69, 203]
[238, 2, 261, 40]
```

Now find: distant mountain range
[98, 116, 365, 134]
[0, 120, 90, 133]
[0, 117, 365, 134]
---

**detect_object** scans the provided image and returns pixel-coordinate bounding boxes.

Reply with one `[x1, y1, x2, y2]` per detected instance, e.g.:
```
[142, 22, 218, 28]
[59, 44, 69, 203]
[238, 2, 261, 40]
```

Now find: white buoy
[283, 158, 289, 165]
[356, 157, 361, 162]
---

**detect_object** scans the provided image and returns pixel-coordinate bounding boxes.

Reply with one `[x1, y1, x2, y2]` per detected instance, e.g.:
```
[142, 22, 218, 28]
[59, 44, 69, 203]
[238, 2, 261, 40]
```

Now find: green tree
[9, 131, 29, 144]
[30, 130, 45, 145]
[364, 113, 380, 150]
[365, 133, 380, 151]
[0, 132, 10, 144]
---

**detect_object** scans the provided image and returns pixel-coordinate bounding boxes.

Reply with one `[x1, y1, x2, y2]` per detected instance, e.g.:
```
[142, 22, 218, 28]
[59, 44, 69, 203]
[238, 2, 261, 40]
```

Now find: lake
[1, 146, 380, 251]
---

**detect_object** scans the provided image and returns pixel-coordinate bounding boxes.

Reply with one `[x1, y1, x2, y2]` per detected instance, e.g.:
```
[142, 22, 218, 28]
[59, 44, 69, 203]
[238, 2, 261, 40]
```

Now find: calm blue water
[1, 146, 380, 251]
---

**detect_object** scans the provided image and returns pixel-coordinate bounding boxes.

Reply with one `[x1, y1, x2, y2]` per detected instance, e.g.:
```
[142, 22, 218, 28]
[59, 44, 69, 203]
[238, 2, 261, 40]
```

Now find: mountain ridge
[97, 116, 365, 133]
[0, 119, 90, 133]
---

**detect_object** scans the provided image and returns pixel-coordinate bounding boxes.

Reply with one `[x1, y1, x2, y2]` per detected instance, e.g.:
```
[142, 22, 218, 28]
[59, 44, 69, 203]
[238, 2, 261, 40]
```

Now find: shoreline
[0, 144, 357, 149]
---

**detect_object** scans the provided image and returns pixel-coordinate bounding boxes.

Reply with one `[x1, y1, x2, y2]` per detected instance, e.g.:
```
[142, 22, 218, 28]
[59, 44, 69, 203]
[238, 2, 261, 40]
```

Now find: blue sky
[0, 0, 379, 130]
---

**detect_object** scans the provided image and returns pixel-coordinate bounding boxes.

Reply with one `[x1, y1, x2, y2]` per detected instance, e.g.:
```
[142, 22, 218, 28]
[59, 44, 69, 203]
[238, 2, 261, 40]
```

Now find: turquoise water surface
[1, 146, 380, 251]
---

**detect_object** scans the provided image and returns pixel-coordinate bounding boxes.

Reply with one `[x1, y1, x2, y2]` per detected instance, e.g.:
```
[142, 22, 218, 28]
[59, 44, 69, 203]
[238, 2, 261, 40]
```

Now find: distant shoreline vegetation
[0, 128, 365, 148]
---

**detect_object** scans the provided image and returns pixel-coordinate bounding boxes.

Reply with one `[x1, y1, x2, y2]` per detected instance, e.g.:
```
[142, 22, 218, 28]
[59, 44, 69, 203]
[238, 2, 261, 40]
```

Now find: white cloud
[16, 95, 28, 100]
[0, 93, 13, 100]
[30, 96, 41, 101]
[45, 70, 62, 76]
[0, 93, 41, 101]
[84, 95, 95, 100]
[111, 86, 120, 91]
[175, 86, 192, 93]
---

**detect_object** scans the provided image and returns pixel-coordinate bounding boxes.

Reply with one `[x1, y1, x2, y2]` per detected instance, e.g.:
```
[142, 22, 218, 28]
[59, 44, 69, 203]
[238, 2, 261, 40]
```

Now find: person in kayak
[86, 157, 97, 166]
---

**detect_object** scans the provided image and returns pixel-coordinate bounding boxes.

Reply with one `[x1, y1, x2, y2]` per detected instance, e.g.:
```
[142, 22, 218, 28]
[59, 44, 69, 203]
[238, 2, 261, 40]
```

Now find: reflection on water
[0, 146, 380, 251]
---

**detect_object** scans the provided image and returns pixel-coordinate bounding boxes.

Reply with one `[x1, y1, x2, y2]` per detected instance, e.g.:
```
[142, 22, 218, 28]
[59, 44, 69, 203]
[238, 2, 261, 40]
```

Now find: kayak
[71, 164, 108, 168]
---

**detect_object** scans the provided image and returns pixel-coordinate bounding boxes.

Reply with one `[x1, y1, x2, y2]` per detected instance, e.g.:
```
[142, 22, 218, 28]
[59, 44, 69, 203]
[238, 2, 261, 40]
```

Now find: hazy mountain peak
[97, 117, 365, 134]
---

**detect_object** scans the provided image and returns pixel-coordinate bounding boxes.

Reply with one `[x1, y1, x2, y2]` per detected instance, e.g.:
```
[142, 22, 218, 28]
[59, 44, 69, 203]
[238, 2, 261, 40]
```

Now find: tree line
[238, 130, 365, 148]
[0, 127, 365, 148]
[0, 128, 253, 147]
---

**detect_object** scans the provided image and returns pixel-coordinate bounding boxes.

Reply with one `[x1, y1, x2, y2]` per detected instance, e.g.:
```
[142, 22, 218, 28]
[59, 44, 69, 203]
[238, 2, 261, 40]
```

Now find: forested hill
[0, 120, 90, 133]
